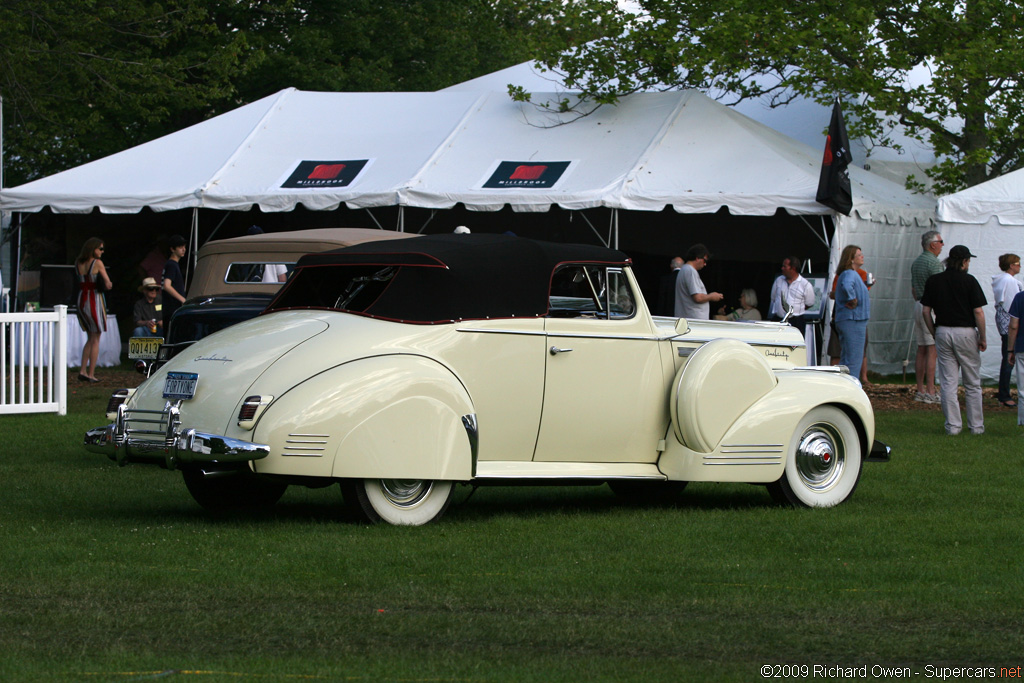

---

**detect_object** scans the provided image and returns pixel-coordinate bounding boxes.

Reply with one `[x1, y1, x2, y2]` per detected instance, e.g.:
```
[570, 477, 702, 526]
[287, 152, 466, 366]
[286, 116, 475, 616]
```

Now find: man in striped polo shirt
[911, 230, 944, 403]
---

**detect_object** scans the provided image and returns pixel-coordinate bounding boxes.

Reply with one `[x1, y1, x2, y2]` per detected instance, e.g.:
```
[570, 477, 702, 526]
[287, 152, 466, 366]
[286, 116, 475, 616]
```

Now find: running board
[474, 461, 667, 480]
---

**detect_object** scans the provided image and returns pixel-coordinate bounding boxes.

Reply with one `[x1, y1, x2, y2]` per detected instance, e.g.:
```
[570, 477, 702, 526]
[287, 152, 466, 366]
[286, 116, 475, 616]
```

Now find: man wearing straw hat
[131, 277, 164, 338]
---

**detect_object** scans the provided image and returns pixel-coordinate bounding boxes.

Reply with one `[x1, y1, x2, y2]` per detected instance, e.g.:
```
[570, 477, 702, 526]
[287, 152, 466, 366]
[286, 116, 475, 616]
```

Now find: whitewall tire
[351, 479, 454, 526]
[768, 406, 862, 508]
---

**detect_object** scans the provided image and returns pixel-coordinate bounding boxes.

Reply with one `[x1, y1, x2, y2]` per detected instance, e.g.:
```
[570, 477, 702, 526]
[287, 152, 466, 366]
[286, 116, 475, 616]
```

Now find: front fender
[251, 354, 475, 481]
[659, 367, 873, 483]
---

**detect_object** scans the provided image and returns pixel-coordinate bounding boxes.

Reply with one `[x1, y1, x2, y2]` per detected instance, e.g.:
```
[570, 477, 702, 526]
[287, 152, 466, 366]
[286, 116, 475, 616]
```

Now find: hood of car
[128, 311, 330, 433]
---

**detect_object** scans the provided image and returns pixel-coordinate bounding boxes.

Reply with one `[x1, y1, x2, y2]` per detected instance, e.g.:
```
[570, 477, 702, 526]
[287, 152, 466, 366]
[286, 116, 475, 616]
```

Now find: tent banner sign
[281, 160, 370, 188]
[481, 161, 572, 189]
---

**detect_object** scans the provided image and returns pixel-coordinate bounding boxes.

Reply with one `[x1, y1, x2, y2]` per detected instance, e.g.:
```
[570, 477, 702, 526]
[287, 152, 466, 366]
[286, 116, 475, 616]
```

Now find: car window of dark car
[168, 306, 267, 344]
[224, 262, 295, 284]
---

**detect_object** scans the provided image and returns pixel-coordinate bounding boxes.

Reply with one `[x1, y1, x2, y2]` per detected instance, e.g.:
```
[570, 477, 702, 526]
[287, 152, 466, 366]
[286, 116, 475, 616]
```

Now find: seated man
[131, 277, 164, 338]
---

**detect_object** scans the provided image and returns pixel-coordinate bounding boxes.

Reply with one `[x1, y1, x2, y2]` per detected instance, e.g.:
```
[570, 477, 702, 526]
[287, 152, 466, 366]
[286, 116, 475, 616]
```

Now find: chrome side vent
[704, 444, 784, 466]
[282, 433, 329, 457]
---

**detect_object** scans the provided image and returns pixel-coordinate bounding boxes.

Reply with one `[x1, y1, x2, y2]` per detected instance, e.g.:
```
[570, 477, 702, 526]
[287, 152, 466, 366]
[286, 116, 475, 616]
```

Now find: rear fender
[252, 355, 475, 480]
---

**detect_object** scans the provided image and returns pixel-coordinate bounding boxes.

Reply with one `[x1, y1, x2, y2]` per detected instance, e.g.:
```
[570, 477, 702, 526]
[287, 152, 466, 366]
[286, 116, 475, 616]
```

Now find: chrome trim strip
[719, 449, 784, 454]
[678, 337, 806, 349]
[458, 327, 661, 341]
[702, 460, 783, 466]
[462, 414, 479, 476]
[704, 456, 782, 462]
[286, 439, 327, 445]
[704, 451, 783, 466]
[545, 332, 659, 341]
[791, 365, 850, 374]
[287, 433, 330, 438]
[457, 328, 546, 337]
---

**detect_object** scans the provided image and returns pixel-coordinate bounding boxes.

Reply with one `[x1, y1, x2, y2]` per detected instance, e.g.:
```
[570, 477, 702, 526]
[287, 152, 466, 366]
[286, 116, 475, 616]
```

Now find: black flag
[816, 99, 853, 215]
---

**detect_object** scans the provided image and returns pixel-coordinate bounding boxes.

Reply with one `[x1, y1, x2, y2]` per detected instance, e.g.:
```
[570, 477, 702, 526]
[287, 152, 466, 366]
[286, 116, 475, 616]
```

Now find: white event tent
[937, 169, 1024, 382]
[1, 86, 935, 370]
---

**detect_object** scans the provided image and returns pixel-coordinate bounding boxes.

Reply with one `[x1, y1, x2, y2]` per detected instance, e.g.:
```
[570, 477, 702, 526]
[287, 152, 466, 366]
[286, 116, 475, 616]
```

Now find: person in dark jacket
[921, 244, 988, 436]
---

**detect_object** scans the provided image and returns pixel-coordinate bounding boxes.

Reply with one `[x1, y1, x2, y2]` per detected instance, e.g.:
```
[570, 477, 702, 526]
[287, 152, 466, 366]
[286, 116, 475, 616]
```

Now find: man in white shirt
[769, 255, 816, 338]
[674, 244, 723, 319]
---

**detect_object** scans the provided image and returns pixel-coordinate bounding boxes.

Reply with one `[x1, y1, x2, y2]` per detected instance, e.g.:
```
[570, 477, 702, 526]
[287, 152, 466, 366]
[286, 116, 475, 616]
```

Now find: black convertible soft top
[266, 233, 631, 323]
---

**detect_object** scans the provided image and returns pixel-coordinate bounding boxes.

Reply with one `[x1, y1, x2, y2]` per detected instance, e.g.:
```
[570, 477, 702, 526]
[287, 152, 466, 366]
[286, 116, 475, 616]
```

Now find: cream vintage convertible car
[86, 234, 888, 525]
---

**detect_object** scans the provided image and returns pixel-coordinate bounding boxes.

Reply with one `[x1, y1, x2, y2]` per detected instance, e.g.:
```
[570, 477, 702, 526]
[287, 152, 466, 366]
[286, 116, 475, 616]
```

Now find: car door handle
[549, 346, 574, 355]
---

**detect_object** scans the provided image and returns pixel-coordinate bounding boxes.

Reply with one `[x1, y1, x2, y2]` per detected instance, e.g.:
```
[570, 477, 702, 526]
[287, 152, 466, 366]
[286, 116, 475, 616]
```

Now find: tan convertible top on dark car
[187, 227, 418, 298]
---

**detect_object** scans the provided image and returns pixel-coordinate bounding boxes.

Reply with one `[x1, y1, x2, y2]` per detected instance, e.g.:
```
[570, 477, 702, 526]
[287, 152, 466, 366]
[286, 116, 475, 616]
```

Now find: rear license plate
[128, 336, 164, 360]
[163, 372, 199, 400]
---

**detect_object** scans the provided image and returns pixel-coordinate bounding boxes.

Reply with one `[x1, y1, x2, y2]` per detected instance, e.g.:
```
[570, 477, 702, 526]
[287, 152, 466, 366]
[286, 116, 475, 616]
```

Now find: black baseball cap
[949, 245, 977, 259]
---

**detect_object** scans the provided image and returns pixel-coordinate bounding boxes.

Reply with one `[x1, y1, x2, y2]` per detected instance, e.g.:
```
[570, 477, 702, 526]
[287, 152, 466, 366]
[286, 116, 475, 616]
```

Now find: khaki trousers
[935, 326, 983, 434]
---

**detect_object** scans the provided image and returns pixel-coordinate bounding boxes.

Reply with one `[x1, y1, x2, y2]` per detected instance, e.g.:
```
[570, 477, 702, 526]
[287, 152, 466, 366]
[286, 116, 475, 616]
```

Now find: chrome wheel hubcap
[795, 423, 845, 491]
[378, 479, 431, 508]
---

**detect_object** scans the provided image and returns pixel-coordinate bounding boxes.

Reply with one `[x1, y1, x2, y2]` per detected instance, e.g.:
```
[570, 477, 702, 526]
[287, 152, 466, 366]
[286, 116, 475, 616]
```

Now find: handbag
[996, 304, 1011, 336]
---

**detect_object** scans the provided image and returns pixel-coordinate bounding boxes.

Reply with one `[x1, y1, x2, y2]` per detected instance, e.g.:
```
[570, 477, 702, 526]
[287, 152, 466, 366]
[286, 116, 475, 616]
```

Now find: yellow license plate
[128, 336, 164, 360]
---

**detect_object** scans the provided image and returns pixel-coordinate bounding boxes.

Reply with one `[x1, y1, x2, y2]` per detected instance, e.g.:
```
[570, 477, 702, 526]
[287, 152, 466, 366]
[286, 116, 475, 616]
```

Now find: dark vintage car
[131, 228, 418, 371]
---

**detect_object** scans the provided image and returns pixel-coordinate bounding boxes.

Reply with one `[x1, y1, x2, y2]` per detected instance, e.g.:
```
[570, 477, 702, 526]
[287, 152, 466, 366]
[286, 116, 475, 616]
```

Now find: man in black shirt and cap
[920, 244, 988, 436]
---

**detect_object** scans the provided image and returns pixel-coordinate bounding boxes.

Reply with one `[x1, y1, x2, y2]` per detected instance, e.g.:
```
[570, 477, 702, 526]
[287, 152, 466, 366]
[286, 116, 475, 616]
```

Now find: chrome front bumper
[84, 402, 270, 469]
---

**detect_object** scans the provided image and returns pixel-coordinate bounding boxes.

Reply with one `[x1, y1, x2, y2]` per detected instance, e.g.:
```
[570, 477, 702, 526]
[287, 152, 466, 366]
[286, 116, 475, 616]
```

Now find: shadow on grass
[445, 480, 778, 522]
[69, 479, 783, 527]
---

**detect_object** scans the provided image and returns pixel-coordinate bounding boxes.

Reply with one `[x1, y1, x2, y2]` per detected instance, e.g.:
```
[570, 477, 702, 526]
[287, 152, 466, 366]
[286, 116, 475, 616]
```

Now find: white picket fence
[0, 306, 68, 416]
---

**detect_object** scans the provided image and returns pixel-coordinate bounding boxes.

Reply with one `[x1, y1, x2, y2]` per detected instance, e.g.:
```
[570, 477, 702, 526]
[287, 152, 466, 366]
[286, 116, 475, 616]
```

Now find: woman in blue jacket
[834, 245, 871, 380]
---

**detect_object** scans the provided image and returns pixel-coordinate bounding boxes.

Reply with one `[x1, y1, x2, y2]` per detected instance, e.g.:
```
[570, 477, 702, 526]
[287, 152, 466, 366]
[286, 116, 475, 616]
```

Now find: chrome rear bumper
[84, 403, 269, 469]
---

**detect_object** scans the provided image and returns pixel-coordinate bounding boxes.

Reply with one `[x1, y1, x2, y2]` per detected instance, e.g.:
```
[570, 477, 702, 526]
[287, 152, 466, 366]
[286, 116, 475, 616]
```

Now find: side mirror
[674, 318, 689, 335]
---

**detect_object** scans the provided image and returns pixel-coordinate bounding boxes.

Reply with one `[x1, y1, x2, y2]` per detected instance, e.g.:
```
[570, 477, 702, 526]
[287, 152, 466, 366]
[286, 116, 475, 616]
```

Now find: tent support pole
[11, 213, 22, 310]
[204, 211, 232, 246]
[414, 210, 437, 234]
[398, 206, 405, 232]
[187, 208, 199, 282]
[363, 208, 384, 230]
[613, 209, 619, 250]
[577, 211, 610, 248]
[796, 214, 832, 250]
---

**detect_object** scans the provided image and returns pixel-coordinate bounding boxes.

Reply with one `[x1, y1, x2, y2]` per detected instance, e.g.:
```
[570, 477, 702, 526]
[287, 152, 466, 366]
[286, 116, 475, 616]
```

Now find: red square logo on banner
[308, 163, 347, 180]
[509, 165, 548, 181]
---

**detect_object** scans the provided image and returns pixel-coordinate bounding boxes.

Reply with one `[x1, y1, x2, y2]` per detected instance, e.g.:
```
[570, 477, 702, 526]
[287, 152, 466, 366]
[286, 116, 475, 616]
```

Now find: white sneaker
[926, 393, 942, 404]
[914, 391, 929, 403]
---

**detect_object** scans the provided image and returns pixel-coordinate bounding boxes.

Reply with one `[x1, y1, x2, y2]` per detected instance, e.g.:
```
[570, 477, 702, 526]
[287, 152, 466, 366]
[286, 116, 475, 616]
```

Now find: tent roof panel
[937, 168, 1024, 225]
[0, 87, 933, 225]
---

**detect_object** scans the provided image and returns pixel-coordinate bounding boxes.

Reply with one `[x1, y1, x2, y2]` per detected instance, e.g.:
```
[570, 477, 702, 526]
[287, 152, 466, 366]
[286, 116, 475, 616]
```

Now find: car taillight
[105, 388, 135, 420]
[238, 396, 262, 422]
[237, 395, 274, 429]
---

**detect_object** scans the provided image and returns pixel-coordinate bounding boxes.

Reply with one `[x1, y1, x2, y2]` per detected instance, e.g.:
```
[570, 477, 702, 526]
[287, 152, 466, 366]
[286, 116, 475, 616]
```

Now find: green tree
[528, 0, 1024, 193]
[0, 0, 260, 186]
[1, 0, 602, 188]
[232, 0, 598, 98]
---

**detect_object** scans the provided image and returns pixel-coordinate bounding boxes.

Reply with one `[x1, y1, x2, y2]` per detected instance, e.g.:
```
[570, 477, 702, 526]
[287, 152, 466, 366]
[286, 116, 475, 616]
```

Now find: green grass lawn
[1, 376, 1022, 682]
